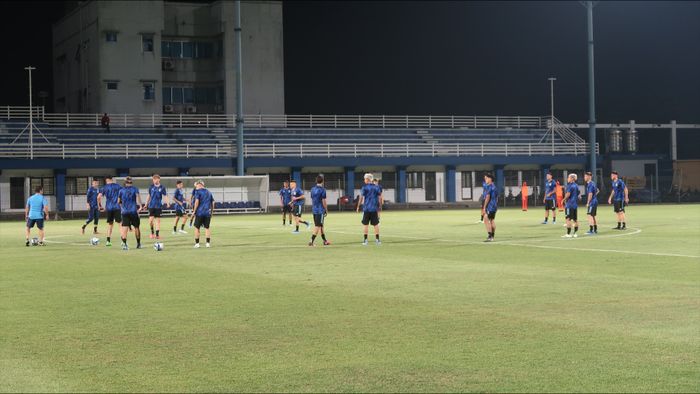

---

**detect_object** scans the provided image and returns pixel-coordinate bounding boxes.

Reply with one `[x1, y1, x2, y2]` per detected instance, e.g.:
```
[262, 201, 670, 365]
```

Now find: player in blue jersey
[607, 171, 629, 230]
[482, 173, 498, 242]
[81, 179, 101, 235]
[477, 176, 488, 223]
[584, 172, 599, 235]
[279, 180, 293, 226]
[308, 175, 331, 246]
[289, 180, 310, 234]
[145, 174, 170, 240]
[118, 176, 144, 250]
[192, 180, 214, 248]
[357, 173, 382, 246]
[542, 172, 557, 224]
[562, 173, 580, 238]
[25, 185, 49, 246]
[98, 176, 122, 246]
[171, 180, 188, 235]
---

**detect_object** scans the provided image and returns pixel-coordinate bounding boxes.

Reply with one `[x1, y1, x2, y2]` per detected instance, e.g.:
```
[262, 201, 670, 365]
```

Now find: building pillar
[670, 120, 677, 161]
[397, 166, 407, 203]
[54, 169, 66, 212]
[291, 167, 302, 184]
[344, 167, 355, 198]
[495, 165, 505, 196]
[445, 165, 456, 203]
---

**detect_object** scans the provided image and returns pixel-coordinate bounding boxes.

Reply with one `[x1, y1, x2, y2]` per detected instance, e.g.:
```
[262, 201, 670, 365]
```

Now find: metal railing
[2, 106, 544, 129]
[0, 142, 597, 160]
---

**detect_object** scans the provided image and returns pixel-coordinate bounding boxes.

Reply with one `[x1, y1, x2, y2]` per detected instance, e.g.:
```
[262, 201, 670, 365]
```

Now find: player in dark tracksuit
[82, 179, 102, 235]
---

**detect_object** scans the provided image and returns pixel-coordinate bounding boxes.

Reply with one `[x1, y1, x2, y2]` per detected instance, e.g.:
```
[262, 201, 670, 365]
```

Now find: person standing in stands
[25, 185, 49, 246]
[82, 179, 101, 235]
[279, 180, 293, 226]
[101, 113, 110, 133]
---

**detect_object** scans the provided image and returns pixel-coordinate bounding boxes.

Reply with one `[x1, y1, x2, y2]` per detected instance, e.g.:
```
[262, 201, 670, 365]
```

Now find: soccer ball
[90, 237, 100, 246]
[30, 237, 39, 246]
[153, 242, 164, 251]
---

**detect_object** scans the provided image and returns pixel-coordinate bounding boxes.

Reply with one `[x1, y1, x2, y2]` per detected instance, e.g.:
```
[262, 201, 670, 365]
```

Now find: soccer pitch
[1, 205, 699, 392]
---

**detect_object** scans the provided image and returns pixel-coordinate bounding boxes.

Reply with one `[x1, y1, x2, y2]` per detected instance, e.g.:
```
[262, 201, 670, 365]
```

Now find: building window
[380, 172, 396, 189]
[106, 81, 118, 91]
[461, 172, 473, 188]
[406, 172, 423, 189]
[183, 87, 194, 104]
[65, 177, 90, 195]
[105, 31, 118, 42]
[182, 42, 194, 58]
[162, 87, 172, 105]
[504, 170, 519, 186]
[143, 82, 155, 101]
[170, 41, 182, 58]
[142, 35, 154, 52]
[171, 87, 183, 104]
[30, 177, 55, 196]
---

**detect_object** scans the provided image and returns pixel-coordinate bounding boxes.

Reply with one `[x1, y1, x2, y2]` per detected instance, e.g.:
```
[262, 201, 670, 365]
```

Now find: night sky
[1, 1, 698, 126]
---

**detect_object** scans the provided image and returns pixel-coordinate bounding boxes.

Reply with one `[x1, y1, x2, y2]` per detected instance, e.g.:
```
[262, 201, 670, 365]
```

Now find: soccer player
[25, 185, 49, 246]
[608, 171, 629, 230]
[98, 176, 122, 246]
[279, 180, 293, 226]
[309, 175, 330, 246]
[145, 174, 169, 239]
[372, 178, 384, 218]
[357, 173, 382, 246]
[289, 179, 310, 234]
[81, 179, 101, 235]
[584, 172, 599, 235]
[542, 172, 557, 224]
[477, 175, 488, 223]
[118, 176, 144, 250]
[172, 180, 188, 234]
[562, 173, 580, 238]
[482, 173, 498, 242]
[192, 180, 214, 248]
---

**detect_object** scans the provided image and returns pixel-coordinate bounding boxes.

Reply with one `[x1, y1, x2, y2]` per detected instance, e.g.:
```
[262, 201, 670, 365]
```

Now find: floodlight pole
[234, 0, 245, 176]
[548, 77, 556, 152]
[585, 1, 597, 180]
[26, 66, 36, 160]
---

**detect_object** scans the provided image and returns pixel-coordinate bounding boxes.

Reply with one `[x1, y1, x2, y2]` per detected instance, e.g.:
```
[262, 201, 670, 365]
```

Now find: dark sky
[1, 0, 698, 126]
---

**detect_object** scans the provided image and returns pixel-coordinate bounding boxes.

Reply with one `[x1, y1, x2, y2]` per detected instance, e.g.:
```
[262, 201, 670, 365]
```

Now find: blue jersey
[310, 185, 327, 214]
[565, 182, 580, 209]
[119, 186, 141, 215]
[586, 181, 598, 206]
[481, 181, 488, 199]
[279, 187, 292, 205]
[612, 179, 626, 201]
[544, 179, 556, 201]
[148, 184, 167, 209]
[485, 183, 498, 212]
[173, 188, 185, 212]
[361, 183, 382, 213]
[194, 188, 214, 217]
[86, 186, 100, 208]
[101, 183, 122, 211]
[26, 193, 48, 220]
[291, 187, 305, 206]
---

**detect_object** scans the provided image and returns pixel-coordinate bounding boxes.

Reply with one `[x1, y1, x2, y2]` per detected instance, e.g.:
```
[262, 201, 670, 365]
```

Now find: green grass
[1, 205, 699, 392]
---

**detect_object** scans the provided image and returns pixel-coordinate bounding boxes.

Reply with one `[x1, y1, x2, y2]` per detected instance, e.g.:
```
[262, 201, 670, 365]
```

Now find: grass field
[1, 204, 699, 392]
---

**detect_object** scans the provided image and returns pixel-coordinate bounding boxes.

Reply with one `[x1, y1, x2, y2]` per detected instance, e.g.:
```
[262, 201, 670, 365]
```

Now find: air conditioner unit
[163, 105, 174, 113]
[186, 106, 197, 114]
[162, 60, 175, 71]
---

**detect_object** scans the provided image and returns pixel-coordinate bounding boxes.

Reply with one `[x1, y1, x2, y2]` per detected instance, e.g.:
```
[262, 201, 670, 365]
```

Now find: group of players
[478, 170, 630, 241]
[23, 169, 628, 247]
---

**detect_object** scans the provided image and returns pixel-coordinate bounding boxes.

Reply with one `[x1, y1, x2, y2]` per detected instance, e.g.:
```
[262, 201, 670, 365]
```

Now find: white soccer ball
[153, 242, 164, 251]
[90, 237, 100, 246]
[31, 237, 39, 246]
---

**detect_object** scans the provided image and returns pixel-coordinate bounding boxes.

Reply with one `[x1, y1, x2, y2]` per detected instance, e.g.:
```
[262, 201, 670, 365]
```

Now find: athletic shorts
[148, 208, 162, 217]
[175, 210, 184, 217]
[614, 201, 625, 213]
[283, 204, 292, 213]
[565, 208, 578, 221]
[313, 213, 325, 227]
[194, 215, 211, 229]
[587, 204, 597, 216]
[26, 218, 44, 230]
[361, 211, 380, 226]
[121, 213, 140, 228]
[545, 200, 555, 210]
[486, 211, 496, 220]
[293, 205, 303, 217]
[106, 209, 122, 224]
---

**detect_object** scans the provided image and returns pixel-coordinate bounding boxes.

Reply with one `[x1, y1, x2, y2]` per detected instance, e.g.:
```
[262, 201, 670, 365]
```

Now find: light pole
[26, 66, 36, 160]
[234, 0, 245, 176]
[548, 77, 556, 152]
[584, 1, 597, 180]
